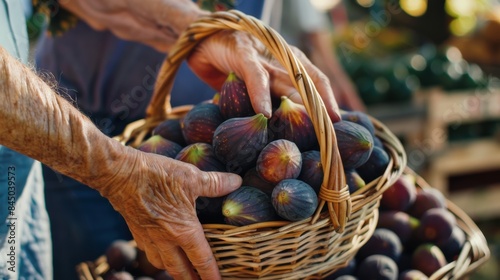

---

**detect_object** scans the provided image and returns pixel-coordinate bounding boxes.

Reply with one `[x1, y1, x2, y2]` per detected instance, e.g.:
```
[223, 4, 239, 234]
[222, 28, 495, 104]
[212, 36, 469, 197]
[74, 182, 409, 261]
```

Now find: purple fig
[219, 72, 255, 119]
[242, 168, 275, 195]
[212, 113, 269, 174]
[334, 120, 374, 169]
[381, 174, 418, 212]
[345, 169, 365, 194]
[341, 110, 376, 136]
[256, 139, 302, 184]
[175, 143, 225, 172]
[222, 186, 277, 226]
[152, 118, 187, 146]
[268, 96, 318, 152]
[412, 244, 447, 277]
[272, 179, 318, 222]
[137, 135, 183, 158]
[181, 103, 224, 145]
[297, 150, 323, 193]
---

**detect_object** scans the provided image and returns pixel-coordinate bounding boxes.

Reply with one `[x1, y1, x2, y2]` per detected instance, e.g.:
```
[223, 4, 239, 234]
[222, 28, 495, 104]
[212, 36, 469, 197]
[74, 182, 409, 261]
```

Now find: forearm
[0, 46, 131, 194]
[59, 0, 209, 52]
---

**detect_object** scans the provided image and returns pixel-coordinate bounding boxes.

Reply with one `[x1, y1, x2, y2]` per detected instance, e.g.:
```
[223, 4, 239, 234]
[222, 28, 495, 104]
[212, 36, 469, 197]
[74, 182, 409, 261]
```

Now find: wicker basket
[89, 10, 407, 279]
[407, 168, 491, 280]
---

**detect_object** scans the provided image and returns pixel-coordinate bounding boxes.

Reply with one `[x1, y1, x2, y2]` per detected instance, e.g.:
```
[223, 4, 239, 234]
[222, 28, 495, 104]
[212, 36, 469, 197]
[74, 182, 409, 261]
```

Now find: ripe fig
[242, 168, 275, 195]
[399, 269, 429, 280]
[152, 118, 187, 146]
[377, 211, 420, 245]
[341, 110, 376, 136]
[380, 174, 418, 212]
[356, 254, 399, 280]
[256, 139, 302, 184]
[105, 240, 137, 271]
[137, 135, 183, 158]
[416, 208, 456, 244]
[345, 169, 365, 194]
[181, 102, 224, 145]
[356, 228, 403, 263]
[334, 121, 374, 169]
[212, 113, 269, 174]
[272, 179, 318, 222]
[408, 188, 446, 218]
[437, 225, 466, 262]
[356, 146, 390, 182]
[219, 72, 255, 119]
[268, 96, 318, 152]
[297, 150, 323, 194]
[411, 243, 447, 277]
[222, 186, 277, 226]
[175, 143, 225, 172]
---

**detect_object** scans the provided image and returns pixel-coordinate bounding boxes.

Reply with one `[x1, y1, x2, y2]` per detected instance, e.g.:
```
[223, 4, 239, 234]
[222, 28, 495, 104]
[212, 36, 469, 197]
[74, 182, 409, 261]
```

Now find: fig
[219, 72, 255, 119]
[416, 208, 456, 244]
[181, 102, 224, 145]
[356, 254, 398, 280]
[105, 240, 137, 271]
[152, 118, 187, 146]
[297, 150, 323, 194]
[268, 96, 318, 151]
[345, 169, 365, 194]
[341, 110, 376, 136]
[356, 146, 390, 182]
[175, 143, 225, 172]
[213, 113, 269, 174]
[398, 269, 429, 280]
[411, 243, 447, 277]
[356, 228, 403, 263]
[137, 135, 183, 158]
[242, 168, 276, 195]
[256, 139, 302, 184]
[408, 188, 446, 218]
[380, 174, 417, 212]
[272, 179, 318, 222]
[104, 271, 134, 280]
[334, 121, 374, 169]
[222, 186, 277, 226]
[377, 211, 420, 245]
[437, 226, 466, 262]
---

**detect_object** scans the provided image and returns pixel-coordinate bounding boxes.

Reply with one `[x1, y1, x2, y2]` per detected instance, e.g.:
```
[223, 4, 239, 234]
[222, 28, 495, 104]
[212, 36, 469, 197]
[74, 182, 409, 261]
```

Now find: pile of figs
[101, 240, 173, 280]
[138, 72, 391, 225]
[326, 174, 466, 280]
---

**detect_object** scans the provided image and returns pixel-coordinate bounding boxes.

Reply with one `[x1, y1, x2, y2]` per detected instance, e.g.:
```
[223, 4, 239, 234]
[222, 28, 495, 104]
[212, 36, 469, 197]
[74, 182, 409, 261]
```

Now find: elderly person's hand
[0, 46, 241, 280]
[99, 149, 241, 280]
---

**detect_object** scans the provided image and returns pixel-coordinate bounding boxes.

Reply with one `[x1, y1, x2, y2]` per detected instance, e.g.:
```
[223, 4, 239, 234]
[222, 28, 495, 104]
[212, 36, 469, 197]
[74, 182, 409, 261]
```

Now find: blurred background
[309, 0, 500, 279]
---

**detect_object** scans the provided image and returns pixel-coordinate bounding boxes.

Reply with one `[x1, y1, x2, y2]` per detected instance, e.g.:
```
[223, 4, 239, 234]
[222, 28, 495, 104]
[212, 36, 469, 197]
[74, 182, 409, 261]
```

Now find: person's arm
[58, 0, 341, 121]
[0, 46, 241, 280]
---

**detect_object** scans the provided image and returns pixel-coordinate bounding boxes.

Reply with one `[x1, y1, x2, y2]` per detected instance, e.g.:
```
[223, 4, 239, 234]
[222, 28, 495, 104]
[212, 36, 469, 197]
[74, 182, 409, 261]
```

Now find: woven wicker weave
[107, 10, 408, 279]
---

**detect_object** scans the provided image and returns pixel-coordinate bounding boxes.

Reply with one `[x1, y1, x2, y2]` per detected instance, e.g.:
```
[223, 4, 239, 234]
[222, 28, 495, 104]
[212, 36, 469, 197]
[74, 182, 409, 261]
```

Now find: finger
[291, 47, 341, 122]
[197, 172, 241, 198]
[179, 224, 221, 280]
[144, 227, 200, 280]
[235, 60, 273, 118]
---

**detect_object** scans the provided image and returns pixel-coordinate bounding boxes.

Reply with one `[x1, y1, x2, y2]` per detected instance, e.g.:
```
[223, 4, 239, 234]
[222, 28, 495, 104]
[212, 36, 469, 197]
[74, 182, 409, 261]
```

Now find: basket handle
[146, 10, 351, 231]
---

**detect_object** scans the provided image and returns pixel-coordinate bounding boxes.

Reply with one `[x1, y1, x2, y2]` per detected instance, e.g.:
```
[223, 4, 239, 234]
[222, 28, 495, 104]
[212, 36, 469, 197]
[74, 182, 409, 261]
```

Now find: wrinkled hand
[100, 148, 241, 280]
[187, 30, 341, 121]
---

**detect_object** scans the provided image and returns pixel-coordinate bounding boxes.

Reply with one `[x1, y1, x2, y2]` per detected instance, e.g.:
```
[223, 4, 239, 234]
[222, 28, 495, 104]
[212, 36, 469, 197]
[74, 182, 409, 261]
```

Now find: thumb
[199, 171, 242, 198]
